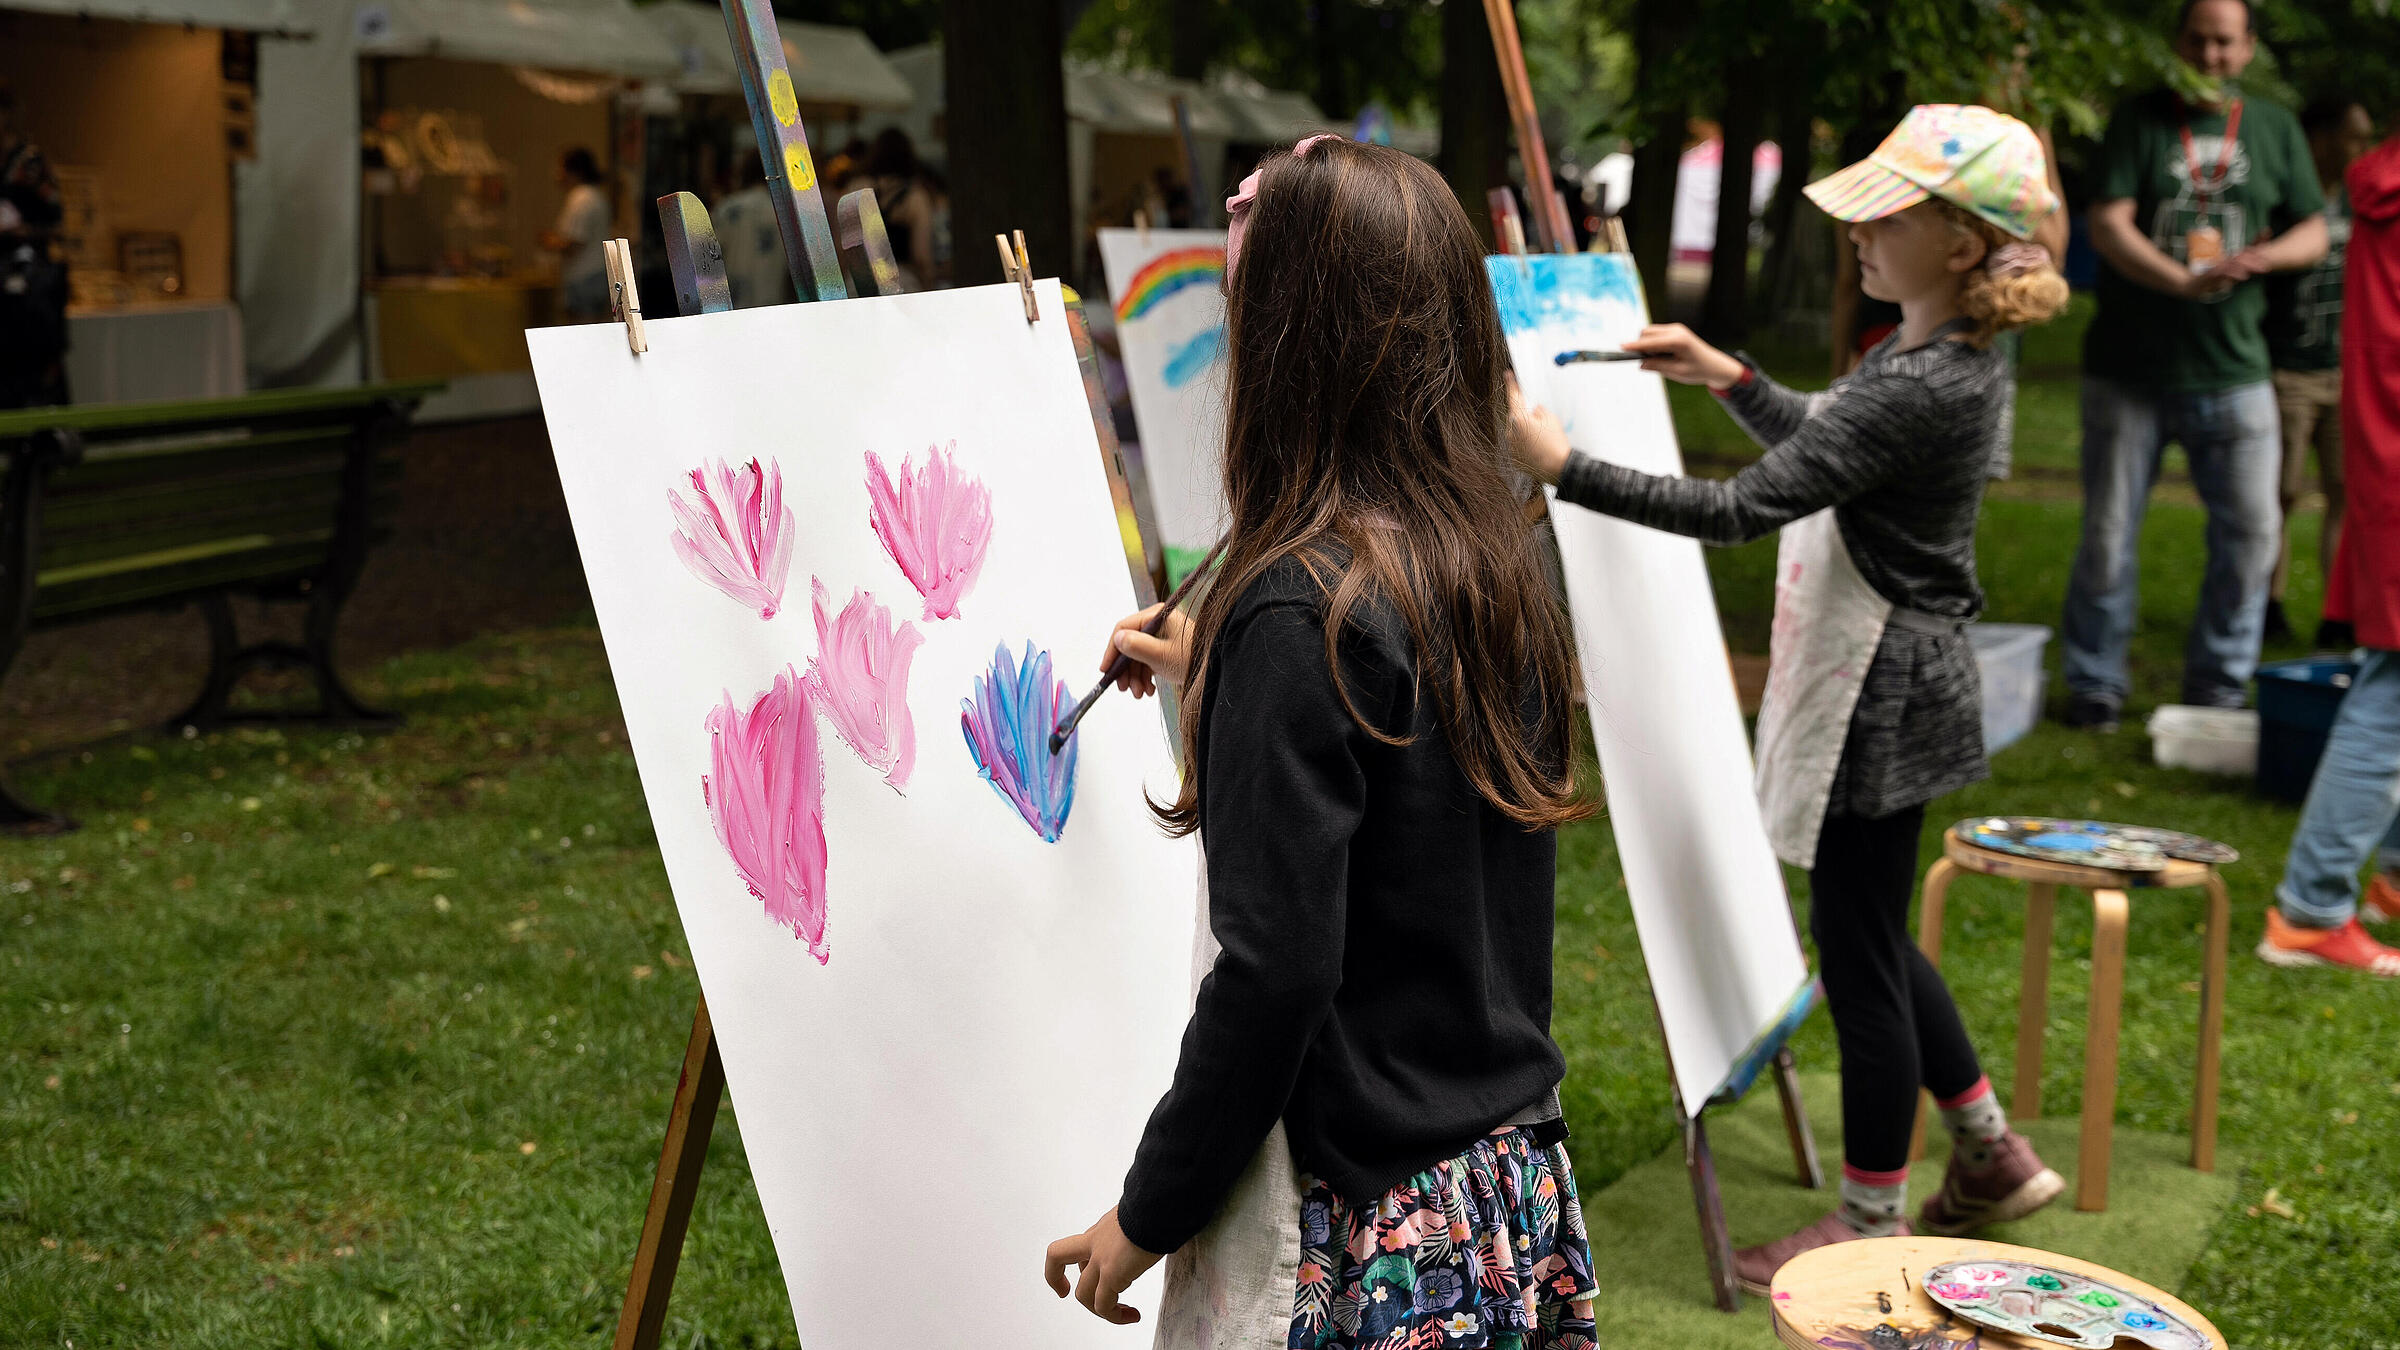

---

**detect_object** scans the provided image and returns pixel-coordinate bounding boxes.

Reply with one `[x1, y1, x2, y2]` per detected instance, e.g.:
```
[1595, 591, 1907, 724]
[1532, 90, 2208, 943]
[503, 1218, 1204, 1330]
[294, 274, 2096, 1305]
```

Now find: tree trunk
[1700, 65, 1766, 342]
[1440, 0, 1511, 248]
[1167, 0, 1212, 82]
[1625, 0, 1688, 307]
[944, 0, 1070, 288]
[1754, 54, 1819, 322]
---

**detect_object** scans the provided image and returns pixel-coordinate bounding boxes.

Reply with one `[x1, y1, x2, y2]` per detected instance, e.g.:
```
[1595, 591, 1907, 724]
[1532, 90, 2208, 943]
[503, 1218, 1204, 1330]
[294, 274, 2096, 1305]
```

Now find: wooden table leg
[2193, 871, 2230, 1172]
[2014, 882, 2057, 1120]
[1908, 859, 1959, 1163]
[2078, 890, 2130, 1212]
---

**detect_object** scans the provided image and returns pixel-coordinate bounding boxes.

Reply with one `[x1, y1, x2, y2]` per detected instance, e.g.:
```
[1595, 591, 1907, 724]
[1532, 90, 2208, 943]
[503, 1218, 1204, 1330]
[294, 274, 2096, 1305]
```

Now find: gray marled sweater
[1554, 331, 2009, 821]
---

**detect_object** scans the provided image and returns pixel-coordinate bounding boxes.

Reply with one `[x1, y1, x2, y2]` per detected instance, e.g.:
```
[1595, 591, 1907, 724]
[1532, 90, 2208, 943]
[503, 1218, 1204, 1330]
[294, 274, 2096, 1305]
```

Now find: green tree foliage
[1066, 0, 1445, 123]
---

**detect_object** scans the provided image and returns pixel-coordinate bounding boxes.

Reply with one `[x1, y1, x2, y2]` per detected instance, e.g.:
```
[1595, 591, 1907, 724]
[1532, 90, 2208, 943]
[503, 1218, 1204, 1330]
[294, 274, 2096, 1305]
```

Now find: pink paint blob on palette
[1921, 1260, 2207, 1350]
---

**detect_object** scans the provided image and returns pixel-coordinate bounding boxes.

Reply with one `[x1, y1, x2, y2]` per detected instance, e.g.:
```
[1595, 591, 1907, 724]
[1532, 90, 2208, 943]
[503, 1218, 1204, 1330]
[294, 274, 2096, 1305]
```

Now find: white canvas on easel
[1096, 227, 1230, 582]
[1487, 252, 1812, 1113]
[529, 279, 1198, 1349]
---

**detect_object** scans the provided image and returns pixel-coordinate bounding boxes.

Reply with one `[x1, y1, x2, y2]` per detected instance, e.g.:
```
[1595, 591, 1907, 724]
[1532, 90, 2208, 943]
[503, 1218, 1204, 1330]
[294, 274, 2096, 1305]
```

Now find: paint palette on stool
[1921, 1259, 2209, 1350]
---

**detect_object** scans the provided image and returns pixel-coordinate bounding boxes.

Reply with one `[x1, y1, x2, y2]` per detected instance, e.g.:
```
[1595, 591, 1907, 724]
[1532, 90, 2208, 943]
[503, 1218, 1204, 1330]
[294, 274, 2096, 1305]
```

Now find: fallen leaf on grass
[519, 1141, 537, 1155]
[171, 875, 195, 891]
[433, 895, 451, 913]
[366, 862, 395, 879]
[2259, 1187, 2299, 1220]
[631, 965, 654, 980]
[660, 950, 688, 969]
[412, 865, 456, 880]
[2113, 781, 2138, 798]
[39, 1236, 56, 1248]
[239, 798, 261, 812]
[2338, 1111, 2359, 1125]
[43, 1075, 60, 1090]
[131, 818, 151, 833]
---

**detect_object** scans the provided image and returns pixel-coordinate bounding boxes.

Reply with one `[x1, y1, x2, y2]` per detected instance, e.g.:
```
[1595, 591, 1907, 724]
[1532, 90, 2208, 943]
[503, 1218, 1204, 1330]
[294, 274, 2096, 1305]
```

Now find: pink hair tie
[1225, 132, 1346, 277]
[1987, 243, 2051, 279]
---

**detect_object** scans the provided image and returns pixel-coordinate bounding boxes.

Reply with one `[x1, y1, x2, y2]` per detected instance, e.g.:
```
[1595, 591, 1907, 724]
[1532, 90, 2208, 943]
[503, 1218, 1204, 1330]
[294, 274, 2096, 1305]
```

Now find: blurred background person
[2263, 98, 2377, 648]
[0, 75, 68, 409]
[540, 146, 611, 322]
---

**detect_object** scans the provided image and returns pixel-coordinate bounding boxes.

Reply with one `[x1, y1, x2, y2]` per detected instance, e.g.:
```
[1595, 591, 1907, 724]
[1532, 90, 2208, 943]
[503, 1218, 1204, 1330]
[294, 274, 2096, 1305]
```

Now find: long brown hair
[1158, 139, 1589, 836]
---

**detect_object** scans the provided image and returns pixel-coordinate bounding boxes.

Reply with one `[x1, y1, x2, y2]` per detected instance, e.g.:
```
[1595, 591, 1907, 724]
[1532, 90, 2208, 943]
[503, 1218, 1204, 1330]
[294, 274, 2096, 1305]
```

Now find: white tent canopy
[644, 3, 909, 109]
[0, 0, 311, 32]
[353, 0, 680, 79]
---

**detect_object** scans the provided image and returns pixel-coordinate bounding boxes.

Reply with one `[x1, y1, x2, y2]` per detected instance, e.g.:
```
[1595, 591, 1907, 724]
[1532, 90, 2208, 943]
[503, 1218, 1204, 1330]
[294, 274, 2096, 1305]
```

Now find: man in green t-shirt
[2263, 99, 2376, 648]
[2062, 0, 2330, 730]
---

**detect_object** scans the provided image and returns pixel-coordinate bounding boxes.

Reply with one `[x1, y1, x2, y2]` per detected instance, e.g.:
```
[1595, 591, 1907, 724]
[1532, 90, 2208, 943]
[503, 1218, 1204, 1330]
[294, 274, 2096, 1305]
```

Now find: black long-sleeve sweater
[1114, 557, 1565, 1256]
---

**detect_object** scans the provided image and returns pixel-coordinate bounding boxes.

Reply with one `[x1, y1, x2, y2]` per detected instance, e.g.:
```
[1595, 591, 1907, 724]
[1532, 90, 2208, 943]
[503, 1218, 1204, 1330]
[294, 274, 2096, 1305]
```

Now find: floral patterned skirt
[1288, 1128, 1598, 1350]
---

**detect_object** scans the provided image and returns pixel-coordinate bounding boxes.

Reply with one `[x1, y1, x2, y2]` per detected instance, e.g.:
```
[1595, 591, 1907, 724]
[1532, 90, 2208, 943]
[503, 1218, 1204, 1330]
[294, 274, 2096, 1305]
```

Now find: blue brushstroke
[1162, 324, 1225, 389]
[1484, 253, 1646, 337]
[960, 641, 1078, 842]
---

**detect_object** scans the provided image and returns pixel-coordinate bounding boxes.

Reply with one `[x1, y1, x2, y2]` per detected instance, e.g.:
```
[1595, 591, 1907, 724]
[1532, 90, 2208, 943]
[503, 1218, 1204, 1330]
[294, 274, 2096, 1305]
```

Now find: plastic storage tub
[2255, 657, 2358, 803]
[2148, 705, 2259, 776]
[1968, 622, 2051, 753]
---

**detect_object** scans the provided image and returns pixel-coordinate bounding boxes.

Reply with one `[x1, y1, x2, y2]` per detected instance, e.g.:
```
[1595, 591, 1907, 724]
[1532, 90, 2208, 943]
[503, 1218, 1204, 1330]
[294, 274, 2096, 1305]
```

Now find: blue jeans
[2061, 377, 2282, 708]
[2278, 649, 2400, 928]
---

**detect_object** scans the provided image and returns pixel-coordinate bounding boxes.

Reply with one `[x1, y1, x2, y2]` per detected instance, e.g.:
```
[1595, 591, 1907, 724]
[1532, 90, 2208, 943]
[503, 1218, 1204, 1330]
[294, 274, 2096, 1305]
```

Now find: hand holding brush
[1049, 539, 1226, 754]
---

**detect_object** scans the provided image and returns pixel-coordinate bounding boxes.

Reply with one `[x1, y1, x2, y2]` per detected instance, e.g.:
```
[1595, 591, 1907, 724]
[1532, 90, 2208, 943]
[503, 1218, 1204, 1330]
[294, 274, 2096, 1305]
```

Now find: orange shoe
[2257, 908, 2400, 977]
[2363, 874, 2400, 925]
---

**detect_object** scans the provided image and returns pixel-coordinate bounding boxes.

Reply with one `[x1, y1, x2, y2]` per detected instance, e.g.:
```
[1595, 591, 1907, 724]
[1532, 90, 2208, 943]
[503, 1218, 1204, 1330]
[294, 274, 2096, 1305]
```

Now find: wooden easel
[607, 13, 1156, 1345]
[1478, 2, 1823, 1312]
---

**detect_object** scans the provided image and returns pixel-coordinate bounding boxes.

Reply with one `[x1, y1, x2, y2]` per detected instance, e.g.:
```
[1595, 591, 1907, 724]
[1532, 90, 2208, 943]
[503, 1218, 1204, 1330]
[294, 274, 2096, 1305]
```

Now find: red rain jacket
[2328, 136, 2400, 651]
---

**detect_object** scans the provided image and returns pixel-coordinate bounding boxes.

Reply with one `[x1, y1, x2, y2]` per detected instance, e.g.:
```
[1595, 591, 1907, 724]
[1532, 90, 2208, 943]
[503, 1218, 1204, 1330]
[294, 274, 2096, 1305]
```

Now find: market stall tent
[1, 0, 307, 34]
[352, 0, 680, 79]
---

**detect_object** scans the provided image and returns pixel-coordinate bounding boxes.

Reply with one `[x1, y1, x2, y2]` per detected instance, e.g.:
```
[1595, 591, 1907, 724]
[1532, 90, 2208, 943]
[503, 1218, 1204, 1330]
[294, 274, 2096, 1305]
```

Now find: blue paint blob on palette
[1922, 1259, 2209, 1350]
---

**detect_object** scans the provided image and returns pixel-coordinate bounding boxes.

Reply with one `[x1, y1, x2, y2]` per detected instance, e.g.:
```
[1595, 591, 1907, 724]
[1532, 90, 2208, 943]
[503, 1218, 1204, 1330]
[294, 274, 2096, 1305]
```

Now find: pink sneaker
[1733, 1211, 1910, 1296]
[2362, 875, 2400, 925]
[1916, 1131, 2066, 1235]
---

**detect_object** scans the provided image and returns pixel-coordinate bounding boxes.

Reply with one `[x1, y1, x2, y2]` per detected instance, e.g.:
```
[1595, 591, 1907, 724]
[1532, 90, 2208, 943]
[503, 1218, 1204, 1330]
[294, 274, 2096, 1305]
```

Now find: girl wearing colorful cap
[1512, 105, 2072, 1288]
[1048, 136, 1601, 1348]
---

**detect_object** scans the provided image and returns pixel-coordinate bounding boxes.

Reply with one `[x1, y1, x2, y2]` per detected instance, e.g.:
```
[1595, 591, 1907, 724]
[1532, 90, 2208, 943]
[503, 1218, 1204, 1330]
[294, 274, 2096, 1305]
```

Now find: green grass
[3, 363, 2391, 1348]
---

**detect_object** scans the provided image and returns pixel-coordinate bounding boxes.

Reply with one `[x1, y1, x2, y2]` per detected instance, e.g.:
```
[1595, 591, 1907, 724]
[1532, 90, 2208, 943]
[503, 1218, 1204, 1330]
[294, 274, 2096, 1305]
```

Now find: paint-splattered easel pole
[658, 192, 734, 316]
[836, 189, 904, 299]
[719, 0, 848, 302]
[1481, 0, 1576, 254]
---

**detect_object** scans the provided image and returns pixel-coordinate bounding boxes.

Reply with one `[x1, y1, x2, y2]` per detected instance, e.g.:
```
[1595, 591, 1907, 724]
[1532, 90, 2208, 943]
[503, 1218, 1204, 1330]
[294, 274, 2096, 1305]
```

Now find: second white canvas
[1488, 252, 1811, 1112]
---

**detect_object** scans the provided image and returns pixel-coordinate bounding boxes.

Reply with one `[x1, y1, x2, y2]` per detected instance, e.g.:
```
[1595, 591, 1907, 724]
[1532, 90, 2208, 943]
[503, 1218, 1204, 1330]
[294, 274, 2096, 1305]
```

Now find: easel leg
[1771, 1047, 1823, 1189]
[614, 998, 727, 1350]
[1683, 1110, 1742, 1312]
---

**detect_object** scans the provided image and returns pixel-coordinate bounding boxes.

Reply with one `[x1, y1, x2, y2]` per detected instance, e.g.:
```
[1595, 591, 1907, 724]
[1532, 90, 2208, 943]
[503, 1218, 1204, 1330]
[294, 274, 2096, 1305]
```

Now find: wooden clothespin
[994, 230, 1038, 323]
[602, 238, 647, 354]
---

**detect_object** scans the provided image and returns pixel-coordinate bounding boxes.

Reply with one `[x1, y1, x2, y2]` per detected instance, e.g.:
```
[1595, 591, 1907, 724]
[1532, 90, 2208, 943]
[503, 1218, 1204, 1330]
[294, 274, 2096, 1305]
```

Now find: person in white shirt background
[542, 147, 612, 322]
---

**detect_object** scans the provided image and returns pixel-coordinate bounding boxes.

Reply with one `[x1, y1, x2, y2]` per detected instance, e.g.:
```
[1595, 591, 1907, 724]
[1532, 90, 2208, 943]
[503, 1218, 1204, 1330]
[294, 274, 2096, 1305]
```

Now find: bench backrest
[0, 382, 440, 633]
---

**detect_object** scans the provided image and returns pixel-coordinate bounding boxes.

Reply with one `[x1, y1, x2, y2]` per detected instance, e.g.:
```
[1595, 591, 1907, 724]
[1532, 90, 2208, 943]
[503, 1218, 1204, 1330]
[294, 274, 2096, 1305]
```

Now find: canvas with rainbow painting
[1098, 227, 1230, 584]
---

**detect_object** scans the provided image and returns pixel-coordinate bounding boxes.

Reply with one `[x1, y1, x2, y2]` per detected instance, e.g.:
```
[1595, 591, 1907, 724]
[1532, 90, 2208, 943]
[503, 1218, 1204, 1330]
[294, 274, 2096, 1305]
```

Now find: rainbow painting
[1112, 246, 1226, 323]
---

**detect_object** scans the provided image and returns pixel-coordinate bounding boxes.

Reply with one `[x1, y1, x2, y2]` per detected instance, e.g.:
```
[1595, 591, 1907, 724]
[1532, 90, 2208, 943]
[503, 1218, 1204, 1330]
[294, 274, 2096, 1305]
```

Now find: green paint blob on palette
[1922, 1260, 2207, 1350]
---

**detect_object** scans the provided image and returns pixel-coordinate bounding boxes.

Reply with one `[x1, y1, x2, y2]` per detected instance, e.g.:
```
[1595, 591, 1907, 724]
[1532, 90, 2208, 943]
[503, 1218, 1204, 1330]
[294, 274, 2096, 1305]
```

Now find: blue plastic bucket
[2255, 657, 2359, 803]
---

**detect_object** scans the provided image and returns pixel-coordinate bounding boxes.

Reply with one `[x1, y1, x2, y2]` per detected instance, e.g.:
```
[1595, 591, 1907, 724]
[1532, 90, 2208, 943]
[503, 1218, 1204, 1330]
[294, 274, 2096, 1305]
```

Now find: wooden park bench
[0, 380, 443, 831]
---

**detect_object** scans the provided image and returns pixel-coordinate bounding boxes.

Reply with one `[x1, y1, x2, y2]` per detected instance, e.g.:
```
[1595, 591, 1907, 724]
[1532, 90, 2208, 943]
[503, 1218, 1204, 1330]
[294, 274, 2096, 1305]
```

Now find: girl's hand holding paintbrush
[1099, 603, 1193, 697]
[1507, 323, 1747, 484]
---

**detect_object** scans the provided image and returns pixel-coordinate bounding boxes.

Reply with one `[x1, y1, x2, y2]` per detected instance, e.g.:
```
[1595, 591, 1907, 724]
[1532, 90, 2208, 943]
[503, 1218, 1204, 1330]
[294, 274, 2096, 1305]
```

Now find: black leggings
[1809, 805, 1986, 1173]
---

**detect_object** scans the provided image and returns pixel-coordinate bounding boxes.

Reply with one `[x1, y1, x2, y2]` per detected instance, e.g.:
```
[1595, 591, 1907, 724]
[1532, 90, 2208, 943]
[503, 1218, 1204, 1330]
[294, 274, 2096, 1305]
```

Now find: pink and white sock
[1837, 1163, 1908, 1236]
[1939, 1076, 2010, 1169]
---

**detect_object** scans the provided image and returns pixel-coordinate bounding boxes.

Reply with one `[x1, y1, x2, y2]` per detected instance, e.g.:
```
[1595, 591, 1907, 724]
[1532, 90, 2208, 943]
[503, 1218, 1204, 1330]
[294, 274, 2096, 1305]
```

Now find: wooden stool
[1769, 1235, 2224, 1350]
[1910, 828, 2230, 1212]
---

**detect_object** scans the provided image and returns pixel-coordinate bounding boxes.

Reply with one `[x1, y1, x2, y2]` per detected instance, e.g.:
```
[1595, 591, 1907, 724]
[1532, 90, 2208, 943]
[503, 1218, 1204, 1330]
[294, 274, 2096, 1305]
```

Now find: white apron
[1752, 507, 1894, 867]
[1151, 862, 1306, 1350]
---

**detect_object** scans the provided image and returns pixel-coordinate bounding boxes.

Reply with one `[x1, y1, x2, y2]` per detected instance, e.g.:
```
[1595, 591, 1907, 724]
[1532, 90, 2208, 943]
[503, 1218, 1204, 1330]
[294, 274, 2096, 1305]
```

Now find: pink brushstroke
[701, 667, 831, 962]
[805, 578, 923, 792]
[864, 441, 993, 621]
[670, 457, 796, 619]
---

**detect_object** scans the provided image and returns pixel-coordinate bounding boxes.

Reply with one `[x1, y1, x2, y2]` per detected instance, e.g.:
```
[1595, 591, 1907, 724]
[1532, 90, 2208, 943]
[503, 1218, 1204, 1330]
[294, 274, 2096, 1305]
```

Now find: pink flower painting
[702, 667, 831, 963]
[805, 578, 923, 792]
[865, 442, 993, 621]
[670, 457, 796, 619]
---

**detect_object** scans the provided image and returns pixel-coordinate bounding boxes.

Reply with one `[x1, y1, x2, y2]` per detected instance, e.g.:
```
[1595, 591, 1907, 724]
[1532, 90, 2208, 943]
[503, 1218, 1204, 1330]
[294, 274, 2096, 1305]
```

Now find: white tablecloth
[65, 301, 246, 405]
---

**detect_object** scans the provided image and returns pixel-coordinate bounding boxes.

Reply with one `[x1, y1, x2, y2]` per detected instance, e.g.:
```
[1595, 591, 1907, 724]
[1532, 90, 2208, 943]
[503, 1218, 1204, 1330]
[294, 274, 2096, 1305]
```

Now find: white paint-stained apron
[1151, 863, 1306, 1350]
[1752, 508, 1894, 868]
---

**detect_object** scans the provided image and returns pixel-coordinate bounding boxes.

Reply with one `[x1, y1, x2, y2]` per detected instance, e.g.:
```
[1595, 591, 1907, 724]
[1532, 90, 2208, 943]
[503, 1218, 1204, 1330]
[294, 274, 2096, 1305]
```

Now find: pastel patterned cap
[1804, 104, 2059, 241]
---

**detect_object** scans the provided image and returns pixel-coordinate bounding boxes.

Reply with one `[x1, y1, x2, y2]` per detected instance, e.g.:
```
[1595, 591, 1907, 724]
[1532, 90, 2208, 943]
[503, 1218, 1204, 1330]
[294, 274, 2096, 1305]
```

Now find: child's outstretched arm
[1509, 344, 1933, 547]
[1044, 598, 1367, 1322]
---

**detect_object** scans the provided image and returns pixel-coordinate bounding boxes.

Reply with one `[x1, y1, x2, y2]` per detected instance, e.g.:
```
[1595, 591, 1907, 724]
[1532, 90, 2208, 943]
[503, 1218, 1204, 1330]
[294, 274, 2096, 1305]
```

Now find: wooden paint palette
[1770, 1237, 2223, 1350]
[1922, 1258, 2210, 1350]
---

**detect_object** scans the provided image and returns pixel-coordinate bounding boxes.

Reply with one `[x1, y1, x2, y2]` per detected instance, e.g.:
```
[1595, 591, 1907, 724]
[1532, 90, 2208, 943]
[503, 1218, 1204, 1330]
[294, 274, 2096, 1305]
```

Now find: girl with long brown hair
[1042, 136, 1600, 1348]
